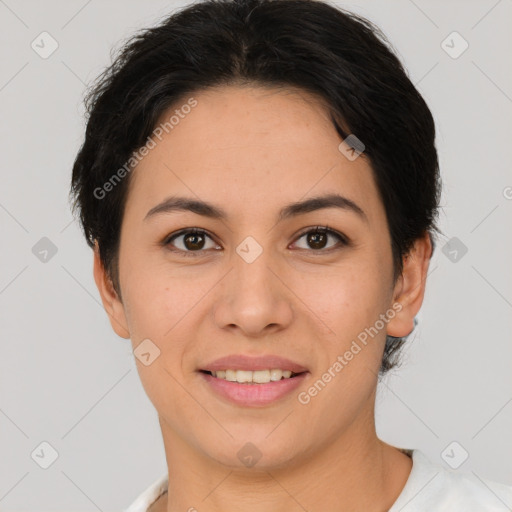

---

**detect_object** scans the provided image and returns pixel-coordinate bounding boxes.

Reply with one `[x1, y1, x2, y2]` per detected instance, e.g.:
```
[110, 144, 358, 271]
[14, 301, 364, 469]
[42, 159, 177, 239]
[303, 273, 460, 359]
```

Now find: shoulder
[123, 473, 169, 512]
[390, 449, 512, 512]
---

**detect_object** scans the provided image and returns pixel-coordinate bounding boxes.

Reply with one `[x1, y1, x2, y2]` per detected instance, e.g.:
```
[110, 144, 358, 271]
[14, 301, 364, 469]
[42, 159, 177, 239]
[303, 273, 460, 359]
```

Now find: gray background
[1, 0, 511, 510]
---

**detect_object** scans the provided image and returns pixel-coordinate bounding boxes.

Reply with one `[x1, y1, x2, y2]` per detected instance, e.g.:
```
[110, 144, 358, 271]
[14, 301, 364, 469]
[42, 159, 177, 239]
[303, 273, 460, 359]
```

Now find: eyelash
[162, 225, 349, 257]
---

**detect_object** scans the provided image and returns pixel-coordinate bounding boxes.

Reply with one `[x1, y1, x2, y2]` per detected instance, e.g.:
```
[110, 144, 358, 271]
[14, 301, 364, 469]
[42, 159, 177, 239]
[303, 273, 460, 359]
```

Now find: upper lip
[199, 355, 309, 373]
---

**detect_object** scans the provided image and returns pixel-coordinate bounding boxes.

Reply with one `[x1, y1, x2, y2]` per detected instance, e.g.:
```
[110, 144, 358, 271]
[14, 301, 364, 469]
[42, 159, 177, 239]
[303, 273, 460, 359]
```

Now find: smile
[202, 368, 302, 384]
[198, 370, 309, 407]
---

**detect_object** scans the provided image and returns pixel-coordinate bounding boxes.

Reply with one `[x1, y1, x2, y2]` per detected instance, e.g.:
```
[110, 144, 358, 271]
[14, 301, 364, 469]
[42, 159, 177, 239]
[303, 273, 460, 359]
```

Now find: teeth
[225, 369, 236, 382]
[236, 370, 253, 383]
[211, 369, 294, 384]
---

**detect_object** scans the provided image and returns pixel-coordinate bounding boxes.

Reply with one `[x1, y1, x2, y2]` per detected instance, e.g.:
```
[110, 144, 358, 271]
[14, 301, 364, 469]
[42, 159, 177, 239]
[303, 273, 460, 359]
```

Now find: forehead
[124, 84, 384, 225]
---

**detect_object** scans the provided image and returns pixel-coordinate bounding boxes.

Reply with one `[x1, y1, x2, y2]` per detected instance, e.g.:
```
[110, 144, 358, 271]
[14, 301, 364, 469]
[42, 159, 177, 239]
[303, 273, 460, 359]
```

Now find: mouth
[197, 354, 309, 406]
[198, 369, 308, 384]
[197, 368, 309, 407]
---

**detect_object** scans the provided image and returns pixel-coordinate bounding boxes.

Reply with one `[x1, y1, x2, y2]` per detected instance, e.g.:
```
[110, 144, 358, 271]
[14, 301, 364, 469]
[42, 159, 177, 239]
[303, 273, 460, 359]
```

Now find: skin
[93, 85, 432, 512]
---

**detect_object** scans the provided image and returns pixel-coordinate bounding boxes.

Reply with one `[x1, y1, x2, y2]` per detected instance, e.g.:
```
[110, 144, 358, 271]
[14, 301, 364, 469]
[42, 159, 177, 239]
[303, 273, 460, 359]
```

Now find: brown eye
[182, 232, 206, 250]
[164, 228, 220, 256]
[292, 226, 348, 252]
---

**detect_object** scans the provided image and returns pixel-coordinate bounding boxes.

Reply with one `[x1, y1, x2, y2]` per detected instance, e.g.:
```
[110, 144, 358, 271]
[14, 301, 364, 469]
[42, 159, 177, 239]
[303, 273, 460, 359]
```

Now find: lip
[199, 371, 309, 407]
[199, 354, 308, 373]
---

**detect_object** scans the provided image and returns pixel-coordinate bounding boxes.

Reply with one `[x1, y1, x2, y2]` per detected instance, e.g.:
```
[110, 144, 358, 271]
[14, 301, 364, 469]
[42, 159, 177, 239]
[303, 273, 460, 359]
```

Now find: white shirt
[124, 449, 512, 511]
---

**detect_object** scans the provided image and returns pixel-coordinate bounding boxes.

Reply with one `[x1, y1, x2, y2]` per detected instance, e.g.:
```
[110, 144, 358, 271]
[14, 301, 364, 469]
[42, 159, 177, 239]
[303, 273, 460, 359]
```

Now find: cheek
[296, 262, 390, 407]
[119, 245, 194, 336]
[297, 257, 391, 341]
[293, 254, 392, 410]
[121, 266, 202, 411]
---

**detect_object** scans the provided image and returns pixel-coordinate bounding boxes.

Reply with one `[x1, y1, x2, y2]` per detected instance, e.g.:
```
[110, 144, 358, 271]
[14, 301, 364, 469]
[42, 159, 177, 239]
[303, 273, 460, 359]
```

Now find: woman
[70, 0, 512, 510]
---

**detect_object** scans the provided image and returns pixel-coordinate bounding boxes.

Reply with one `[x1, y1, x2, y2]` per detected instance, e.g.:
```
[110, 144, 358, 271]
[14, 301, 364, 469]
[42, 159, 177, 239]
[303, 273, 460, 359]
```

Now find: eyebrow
[144, 193, 368, 223]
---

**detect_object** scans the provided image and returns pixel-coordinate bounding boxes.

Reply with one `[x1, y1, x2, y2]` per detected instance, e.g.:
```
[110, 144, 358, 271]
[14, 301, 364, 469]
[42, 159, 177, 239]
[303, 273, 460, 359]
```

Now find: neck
[156, 402, 412, 512]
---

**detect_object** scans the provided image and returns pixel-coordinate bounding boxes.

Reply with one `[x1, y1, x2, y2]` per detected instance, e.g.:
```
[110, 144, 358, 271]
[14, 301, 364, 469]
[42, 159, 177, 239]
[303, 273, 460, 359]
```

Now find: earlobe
[93, 242, 131, 339]
[386, 232, 433, 338]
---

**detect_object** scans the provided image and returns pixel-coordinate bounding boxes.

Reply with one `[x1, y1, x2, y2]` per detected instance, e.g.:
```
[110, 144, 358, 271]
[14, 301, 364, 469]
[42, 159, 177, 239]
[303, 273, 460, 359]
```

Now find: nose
[213, 244, 294, 338]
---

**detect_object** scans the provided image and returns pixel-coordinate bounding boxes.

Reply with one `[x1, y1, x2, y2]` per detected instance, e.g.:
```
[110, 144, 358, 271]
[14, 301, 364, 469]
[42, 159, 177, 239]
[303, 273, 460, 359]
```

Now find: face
[95, 84, 428, 470]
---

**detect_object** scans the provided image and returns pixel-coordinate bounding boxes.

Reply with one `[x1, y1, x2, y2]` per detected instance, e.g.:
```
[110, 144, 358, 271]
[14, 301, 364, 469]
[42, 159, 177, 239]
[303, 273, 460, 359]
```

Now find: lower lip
[199, 371, 308, 407]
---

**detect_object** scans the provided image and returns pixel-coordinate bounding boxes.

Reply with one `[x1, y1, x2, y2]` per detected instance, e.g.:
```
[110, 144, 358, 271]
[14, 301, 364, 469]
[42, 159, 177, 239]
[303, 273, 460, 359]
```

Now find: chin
[202, 433, 304, 472]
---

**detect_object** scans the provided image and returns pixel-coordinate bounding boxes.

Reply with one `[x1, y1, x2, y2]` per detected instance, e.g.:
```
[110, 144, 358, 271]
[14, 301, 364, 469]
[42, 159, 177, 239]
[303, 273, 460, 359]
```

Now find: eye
[163, 228, 220, 257]
[291, 225, 349, 253]
[162, 225, 349, 257]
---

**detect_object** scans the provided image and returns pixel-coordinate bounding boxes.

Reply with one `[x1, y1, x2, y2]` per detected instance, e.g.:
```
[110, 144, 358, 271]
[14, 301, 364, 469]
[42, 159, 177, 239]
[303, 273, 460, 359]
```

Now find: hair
[70, 0, 441, 374]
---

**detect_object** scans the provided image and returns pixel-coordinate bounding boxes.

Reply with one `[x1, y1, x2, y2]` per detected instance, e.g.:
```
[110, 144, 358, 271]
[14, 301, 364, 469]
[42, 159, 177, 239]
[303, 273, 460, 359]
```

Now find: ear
[93, 242, 130, 339]
[387, 232, 433, 337]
